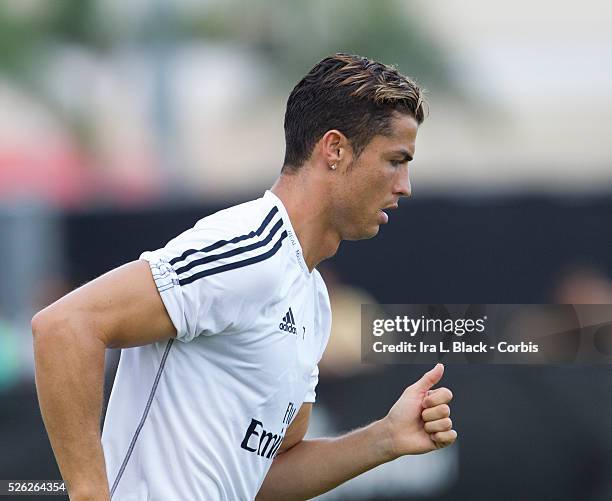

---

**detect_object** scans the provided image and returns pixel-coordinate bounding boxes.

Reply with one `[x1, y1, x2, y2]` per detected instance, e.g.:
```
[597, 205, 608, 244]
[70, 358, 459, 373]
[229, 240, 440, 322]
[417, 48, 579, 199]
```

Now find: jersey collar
[264, 190, 311, 276]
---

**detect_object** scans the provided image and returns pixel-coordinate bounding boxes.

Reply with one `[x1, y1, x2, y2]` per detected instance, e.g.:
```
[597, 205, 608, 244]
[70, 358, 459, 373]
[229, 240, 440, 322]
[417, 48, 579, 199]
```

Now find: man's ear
[319, 129, 350, 168]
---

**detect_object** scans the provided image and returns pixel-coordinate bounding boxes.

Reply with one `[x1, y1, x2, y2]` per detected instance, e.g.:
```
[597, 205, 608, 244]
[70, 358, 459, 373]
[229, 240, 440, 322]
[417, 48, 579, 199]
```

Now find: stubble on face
[336, 113, 419, 241]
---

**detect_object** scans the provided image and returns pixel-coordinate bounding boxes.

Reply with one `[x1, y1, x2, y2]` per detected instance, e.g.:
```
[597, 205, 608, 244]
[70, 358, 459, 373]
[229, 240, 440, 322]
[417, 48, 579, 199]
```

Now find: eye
[390, 159, 404, 167]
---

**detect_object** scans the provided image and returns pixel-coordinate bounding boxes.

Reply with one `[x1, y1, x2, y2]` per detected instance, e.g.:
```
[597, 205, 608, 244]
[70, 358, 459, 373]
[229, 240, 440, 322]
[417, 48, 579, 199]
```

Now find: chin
[345, 224, 380, 241]
[365, 225, 381, 239]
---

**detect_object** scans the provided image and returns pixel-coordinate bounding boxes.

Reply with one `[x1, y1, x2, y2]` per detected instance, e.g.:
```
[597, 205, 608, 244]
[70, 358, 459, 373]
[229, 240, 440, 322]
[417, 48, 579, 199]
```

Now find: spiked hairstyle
[282, 53, 427, 171]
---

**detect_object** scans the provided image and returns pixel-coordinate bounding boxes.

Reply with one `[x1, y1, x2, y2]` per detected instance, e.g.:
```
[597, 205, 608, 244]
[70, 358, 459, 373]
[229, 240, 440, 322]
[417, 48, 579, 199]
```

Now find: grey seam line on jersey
[110, 338, 175, 498]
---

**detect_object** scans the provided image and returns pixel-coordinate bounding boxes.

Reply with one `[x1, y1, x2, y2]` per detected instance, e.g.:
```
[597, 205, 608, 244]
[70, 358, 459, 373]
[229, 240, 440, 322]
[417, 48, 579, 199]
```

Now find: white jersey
[102, 191, 331, 500]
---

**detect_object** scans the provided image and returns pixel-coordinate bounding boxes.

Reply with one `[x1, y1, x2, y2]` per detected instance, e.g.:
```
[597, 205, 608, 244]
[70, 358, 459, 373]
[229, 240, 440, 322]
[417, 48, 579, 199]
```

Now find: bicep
[35, 260, 176, 348]
[277, 403, 312, 454]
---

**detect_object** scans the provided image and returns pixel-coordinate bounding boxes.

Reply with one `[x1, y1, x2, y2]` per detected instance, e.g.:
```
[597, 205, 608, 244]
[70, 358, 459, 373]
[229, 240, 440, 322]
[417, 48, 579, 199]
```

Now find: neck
[271, 169, 341, 271]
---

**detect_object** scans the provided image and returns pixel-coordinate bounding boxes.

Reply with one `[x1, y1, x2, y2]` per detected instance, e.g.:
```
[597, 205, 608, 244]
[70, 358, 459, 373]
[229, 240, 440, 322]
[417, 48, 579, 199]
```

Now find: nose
[394, 164, 412, 198]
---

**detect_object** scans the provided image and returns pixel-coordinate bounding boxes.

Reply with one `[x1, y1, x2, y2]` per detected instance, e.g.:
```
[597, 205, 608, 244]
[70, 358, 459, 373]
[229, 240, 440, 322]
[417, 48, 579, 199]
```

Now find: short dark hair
[282, 53, 427, 171]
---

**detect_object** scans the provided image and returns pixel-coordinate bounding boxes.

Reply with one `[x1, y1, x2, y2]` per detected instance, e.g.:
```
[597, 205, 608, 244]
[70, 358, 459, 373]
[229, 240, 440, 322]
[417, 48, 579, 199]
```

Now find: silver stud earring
[331, 164, 337, 170]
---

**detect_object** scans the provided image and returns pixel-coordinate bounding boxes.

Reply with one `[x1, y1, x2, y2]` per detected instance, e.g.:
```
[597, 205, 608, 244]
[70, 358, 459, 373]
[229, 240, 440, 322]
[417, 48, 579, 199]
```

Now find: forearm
[256, 419, 394, 501]
[33, 313, 110, 500]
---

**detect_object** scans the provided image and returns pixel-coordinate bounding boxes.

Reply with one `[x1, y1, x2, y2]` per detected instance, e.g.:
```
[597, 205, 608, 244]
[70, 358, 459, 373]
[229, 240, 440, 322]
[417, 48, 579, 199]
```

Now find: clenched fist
[382, 363, 456, 458]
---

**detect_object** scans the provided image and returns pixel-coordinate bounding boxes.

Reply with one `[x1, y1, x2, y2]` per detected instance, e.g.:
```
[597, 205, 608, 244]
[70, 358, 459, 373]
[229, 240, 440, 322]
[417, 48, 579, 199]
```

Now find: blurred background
[1, 0, 611, 499]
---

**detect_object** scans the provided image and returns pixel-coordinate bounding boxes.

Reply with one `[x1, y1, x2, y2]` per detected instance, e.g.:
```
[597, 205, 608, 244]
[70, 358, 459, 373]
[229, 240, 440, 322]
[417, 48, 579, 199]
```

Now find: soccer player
[33, 53, 456, 501]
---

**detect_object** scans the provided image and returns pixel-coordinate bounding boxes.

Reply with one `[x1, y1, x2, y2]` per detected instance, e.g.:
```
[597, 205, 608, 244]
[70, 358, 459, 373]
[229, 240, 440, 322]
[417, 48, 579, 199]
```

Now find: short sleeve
[140, 216, 281, 343]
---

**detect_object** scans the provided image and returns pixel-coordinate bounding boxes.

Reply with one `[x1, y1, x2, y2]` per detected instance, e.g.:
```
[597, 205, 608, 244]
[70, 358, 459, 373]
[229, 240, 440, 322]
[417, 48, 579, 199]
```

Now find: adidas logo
[279, 307, 297, 335]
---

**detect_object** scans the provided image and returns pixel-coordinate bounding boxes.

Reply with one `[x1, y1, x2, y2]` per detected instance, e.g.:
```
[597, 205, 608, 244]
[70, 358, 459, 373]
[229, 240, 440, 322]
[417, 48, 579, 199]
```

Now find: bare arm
[32, 260, 176, 501]
[256, 412, 392, 501]
[257, 364, 456, 501]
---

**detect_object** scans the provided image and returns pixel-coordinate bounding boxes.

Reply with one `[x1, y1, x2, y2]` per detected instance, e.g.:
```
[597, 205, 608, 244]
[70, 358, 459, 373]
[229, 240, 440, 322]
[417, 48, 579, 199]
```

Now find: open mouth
[379, 204, 398, 224]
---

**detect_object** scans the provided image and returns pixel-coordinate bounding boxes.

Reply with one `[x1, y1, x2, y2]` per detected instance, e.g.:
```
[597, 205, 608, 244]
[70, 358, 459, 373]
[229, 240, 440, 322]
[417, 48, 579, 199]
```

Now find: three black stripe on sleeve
[170, 206, 287, 286]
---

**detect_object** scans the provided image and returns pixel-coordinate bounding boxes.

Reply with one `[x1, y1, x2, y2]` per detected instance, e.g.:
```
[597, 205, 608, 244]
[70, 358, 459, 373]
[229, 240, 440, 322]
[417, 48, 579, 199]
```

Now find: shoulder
[145, 195, 288, 296]
[176, 197, 278, 250]
[194, 197, 276, 232]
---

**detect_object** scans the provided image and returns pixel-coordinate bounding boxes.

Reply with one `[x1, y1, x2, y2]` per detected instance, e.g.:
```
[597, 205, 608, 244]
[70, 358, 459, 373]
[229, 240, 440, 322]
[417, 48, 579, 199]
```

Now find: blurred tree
[180, 0, 454, 94]
[0, 0, 111, 144]
[0, 0, 454, 120]
[0, 0, 111, 79]
[0, 0, 456, 172]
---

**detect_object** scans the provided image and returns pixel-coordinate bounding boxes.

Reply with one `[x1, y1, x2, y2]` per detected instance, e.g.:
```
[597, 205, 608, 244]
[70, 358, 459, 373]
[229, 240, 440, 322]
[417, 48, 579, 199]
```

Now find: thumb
[414, 363, 444, 391]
